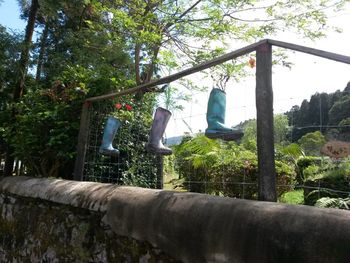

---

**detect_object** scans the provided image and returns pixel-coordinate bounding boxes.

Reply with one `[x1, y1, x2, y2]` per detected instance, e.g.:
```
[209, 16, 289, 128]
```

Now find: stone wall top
[0, 176, 120, 212]
[1, 176, 350, 263]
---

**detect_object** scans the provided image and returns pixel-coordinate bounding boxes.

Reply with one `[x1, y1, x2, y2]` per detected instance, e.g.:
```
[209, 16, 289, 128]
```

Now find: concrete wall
[0, 176, 350, 263]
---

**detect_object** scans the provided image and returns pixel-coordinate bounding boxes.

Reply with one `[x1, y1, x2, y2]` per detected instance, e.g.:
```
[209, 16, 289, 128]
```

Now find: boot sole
[145, 144, 173, 155]
[205, 131, 244, 141]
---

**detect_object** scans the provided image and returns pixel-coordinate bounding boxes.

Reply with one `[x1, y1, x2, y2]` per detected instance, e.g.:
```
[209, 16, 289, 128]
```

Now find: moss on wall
[0, 193, 178, 262]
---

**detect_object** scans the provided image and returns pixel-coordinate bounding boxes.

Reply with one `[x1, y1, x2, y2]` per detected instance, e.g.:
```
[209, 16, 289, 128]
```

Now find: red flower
[115, 103, 122, 109]
[125, 104, 132, 111]
[248, 57, 256, 68]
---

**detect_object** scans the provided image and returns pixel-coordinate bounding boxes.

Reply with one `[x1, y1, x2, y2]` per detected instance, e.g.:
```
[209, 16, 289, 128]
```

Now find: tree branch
[135, 43, 141, 85]
[163, 0, 202, 30]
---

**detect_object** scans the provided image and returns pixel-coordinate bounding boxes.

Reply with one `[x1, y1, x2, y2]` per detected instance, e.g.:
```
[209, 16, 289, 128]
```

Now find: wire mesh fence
[82, 93, 161, 188]
[74, 40, 350, 206]
[79, 85, 350, 207]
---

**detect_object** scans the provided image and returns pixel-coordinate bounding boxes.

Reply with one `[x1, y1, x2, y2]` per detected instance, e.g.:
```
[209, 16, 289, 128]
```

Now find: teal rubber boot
[145, 107, 173, 155]
[99, 116, 121, 157]
[205, 88, 244, 141]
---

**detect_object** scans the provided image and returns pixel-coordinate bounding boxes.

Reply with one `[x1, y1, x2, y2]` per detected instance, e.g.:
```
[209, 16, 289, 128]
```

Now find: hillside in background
[285, 81, 350, 142]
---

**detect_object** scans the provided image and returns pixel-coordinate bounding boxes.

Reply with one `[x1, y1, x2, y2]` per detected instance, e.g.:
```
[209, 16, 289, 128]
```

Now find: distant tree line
[286, 81, 350, 142]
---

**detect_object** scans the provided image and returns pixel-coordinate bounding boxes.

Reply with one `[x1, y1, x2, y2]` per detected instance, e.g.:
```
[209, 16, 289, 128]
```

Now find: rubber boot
[205, 88, 243, 141]
[145, 107, 172, 155]
[99, 116, 121, 157]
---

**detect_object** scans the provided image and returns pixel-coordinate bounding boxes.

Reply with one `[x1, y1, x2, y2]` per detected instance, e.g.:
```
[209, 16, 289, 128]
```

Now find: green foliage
[286, 86, 350, 142]
[275, 143, 304, 184]
[278, 143, 305, 161]
[274, 114, 289, 144]
[173, 134, 295, 199]
[102, 0, 348, 92]
[84, 95, 159, 188]
[329, 95, 350, 125]
[315, 197, 350, 210]
[298, 131, 326, 156]
[1, 0, 349, 186]
[296, 156, 321, 171]
[241, 114, 290, 149]
[240, 119, 256, 147]
[158, 85, 191, 112]
[303, 157, 350, 205]
[303, 165, 320, 180]
[118, 118, 158, 188]
[1, 2, 134, 178]
[279, 189, 304, 205]
[0, 26, 22, 154]
[3, 83, 85, 178]
[304, 189, 338, 206]
[296, 156, 323, 185]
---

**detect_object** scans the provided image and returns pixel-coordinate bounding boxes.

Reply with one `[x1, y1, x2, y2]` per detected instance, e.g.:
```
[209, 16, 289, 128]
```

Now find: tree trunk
[13, 0, 39, 100]
[36, 20, 49, 81]
[3, 0, 40, 177]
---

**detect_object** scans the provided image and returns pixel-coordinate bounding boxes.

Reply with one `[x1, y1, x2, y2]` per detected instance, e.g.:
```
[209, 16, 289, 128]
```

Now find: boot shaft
[148, 107, 172, 144]
[146, 107, 172, 155]
[206, 88, 227, 127]
[101, 116, 121, 148]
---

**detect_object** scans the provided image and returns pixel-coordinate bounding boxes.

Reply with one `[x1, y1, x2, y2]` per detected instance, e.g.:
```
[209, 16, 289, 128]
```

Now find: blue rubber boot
[99, 116, 121, 156]
[145, 107, 173, 155]
[205, 88, 243, 141]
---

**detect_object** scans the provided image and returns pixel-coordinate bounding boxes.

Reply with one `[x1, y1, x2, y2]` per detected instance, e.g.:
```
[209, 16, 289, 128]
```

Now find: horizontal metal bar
[267, 39, 350, 64]
[86, 38, 350, 102]
[86, 39, 267, 102]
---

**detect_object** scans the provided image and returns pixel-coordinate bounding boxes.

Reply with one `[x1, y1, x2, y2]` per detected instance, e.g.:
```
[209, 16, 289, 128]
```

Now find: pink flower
[115, 103, 122, 109]
[125, 104, 132, 111]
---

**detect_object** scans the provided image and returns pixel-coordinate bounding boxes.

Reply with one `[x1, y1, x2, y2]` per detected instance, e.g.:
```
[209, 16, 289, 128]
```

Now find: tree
[242, 113, 289, 146]
[283, 81, 349, 141]
[328, 95, 350, 125]
[274, 114, 289, 144]
[5, 1, 135, 179]
[13, 0, 39, 100]
[3, 0, 39, 177]
[99, 0, 347, 89]
[2, 0, 349, 181]
[0, 26, 22, 157]
[298, 131, 326, 156]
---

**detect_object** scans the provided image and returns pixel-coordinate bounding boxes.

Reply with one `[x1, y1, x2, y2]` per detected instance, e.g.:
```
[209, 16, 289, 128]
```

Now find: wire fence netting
[81, 87, 350, 205]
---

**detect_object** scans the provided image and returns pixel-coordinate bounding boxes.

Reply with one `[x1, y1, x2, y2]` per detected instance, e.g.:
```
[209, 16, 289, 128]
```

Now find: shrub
[173, 135, 296, 199]
[296, 156, 322, 183]
[303, 158, 350, 205]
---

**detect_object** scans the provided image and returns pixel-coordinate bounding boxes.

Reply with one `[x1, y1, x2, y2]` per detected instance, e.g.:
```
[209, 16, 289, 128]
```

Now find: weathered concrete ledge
[1, 176, 350, 263]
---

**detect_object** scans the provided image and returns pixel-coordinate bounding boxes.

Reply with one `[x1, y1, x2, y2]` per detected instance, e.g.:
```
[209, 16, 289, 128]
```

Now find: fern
[315, 197, 350, 210]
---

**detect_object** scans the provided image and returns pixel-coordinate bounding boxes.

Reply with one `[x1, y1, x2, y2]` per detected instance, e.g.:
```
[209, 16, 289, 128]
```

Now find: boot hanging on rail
[205, 88, 243, 141]
[99, 116, 121, 157]
[145, 107, 172, 155]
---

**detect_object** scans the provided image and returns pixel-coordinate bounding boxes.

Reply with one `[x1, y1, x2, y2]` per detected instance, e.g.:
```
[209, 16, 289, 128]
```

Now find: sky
[0, 0, 349, 138]
[0, 1, 26, 31]
[167, 5, 350, 137]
